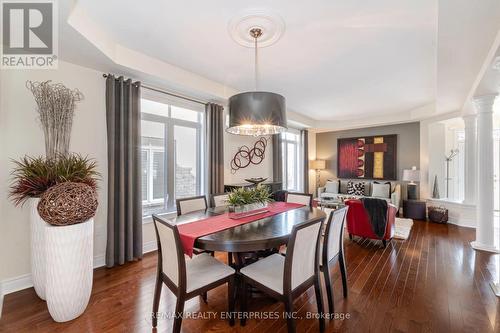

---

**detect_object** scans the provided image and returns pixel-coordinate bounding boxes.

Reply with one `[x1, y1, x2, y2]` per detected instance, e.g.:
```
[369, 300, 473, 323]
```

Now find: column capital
[473, 94, 497, 114]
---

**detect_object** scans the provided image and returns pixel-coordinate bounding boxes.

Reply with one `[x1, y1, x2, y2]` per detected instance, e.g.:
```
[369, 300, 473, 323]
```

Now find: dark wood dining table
[153, 205, 327, 254]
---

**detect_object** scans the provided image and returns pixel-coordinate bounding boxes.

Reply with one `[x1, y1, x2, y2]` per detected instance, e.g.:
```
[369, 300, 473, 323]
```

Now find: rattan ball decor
[38, 182, 98, 226]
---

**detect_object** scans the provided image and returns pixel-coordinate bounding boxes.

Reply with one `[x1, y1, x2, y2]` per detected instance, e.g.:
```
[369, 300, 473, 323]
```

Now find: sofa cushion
[347, 181, 365, 196]
[372, 181, 391, 199]
[339, 180, 349, 194]
[325, 180, 339, 194]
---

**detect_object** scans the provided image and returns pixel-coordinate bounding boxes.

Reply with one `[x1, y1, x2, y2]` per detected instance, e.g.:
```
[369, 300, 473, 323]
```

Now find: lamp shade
[226, 91, 287, 136]
[402, 168, 420, 182]
[310, 159, 326, 170]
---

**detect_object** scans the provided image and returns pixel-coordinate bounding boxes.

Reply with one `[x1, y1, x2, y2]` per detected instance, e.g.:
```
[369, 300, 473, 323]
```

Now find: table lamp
[402, 166, 420, 200]
[310, 159, 326, 191]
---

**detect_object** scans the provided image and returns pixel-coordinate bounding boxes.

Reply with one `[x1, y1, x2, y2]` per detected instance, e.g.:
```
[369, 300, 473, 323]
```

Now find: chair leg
[152, 272, 162, 327]
[228, 252, 233, 266]
[284, 296, 296, 333]
[228, 276, 235, 326]
[240, 278, 247, 326]
[382, 239, 387, 248]
[173, 296, 185, 333]
[348, 233, 353, 240]
[338, 251, 348, 298]
[322, 266, 334, 317]
[201, 291, 208, 304]
[314, 276, 325, 332]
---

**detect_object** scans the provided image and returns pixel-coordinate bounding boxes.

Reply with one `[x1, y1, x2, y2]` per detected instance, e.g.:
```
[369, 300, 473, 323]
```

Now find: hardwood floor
[1, 220, 500, 332]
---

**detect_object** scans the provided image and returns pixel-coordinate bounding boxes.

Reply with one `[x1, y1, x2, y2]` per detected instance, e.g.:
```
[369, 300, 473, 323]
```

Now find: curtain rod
[102, 74, 207, 106]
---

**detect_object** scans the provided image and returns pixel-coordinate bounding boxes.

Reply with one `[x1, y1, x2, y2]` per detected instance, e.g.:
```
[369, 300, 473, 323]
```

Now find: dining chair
[176, 195, 208, 216]
[320, 206, 348, 317]
[152, 215, 235, 332]
[285, 192, 313, 207]
[210, 193, 229, 208]
[239, 218, 325, 333]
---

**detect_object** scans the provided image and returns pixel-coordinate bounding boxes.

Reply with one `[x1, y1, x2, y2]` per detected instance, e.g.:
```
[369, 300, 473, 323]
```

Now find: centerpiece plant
[227, 185, 273, 212]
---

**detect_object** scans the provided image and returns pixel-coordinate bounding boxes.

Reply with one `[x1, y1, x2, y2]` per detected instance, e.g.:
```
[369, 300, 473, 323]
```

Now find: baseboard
[0, 273, 33, 298]
[143, 240, 157, 254]
[1, 240, 159, 301]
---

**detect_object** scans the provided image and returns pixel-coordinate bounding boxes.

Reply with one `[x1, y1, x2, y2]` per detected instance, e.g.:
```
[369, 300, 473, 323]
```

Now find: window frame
[141, 99, 204, 218]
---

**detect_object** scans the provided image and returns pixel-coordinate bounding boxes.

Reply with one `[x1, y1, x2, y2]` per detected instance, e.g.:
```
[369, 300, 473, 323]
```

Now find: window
[281, 129, 303, 192]
[141, 95, 204, 217]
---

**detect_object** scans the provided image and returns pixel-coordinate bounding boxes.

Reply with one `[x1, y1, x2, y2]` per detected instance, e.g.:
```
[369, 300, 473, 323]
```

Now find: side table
[403, 200, 426, 220]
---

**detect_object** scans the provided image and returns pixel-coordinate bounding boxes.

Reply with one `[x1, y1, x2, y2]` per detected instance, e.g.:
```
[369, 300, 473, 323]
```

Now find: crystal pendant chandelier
[226, 28, 287, 136]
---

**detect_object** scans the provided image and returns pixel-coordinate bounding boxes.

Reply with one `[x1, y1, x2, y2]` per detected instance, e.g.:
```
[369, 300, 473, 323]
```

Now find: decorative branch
[26, 80, 84, 159]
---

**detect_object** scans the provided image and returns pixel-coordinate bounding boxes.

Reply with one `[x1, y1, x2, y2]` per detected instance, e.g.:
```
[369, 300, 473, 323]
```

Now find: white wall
[223, 116, 274, 184]
[0, 61, 159, 286]
[308, 131, 317, 196]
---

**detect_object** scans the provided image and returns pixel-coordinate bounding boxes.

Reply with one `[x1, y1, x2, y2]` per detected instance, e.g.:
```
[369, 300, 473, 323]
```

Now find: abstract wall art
[337, 134, 397, 180]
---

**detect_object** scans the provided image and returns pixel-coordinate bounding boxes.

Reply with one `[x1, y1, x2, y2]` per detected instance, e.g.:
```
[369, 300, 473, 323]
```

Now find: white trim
[143, 240, 158, 254]
[471, 241, 500, 253]
[490, 282, 500, 297]
[1, 274, 33, 297]
[0, 239, 160, 316]
[426, 199, 476, 228]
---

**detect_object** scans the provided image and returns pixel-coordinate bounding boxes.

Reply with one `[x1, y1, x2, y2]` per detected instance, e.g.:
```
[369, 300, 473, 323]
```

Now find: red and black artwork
[230, 137, 268, 174]
[337, 135, 397, 180]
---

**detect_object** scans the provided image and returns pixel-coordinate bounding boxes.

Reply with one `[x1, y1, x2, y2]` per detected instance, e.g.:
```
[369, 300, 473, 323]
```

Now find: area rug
[394, 217, 414, 240]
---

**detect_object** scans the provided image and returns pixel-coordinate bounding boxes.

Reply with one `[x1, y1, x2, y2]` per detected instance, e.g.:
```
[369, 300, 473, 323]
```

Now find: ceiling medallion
[228, 9, 285, 48]
[226, 21, 287, 136]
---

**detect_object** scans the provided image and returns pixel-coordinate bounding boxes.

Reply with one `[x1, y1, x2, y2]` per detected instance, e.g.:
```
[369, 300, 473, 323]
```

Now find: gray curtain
[206, 103, 224, 194]
[272, 134, 283, 188]
[301, 129, 309, 193]
[105, 75, 142, 267]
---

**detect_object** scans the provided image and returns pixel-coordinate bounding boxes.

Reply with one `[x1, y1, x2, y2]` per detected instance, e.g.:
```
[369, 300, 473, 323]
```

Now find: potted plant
[227, 185, 273, 218]
[8, 80, 98, 322]
[9, 154, 99, 322]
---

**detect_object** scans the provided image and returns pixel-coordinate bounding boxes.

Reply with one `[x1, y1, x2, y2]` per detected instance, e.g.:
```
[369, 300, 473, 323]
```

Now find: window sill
[142, 211, 177, 224]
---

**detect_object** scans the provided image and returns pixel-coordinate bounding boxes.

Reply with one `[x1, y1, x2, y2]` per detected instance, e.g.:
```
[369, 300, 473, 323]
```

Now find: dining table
[153, 204, 327, 265]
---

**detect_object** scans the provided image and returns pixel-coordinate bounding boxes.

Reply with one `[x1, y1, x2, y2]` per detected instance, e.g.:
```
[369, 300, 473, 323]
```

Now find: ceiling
[58, 1, 500, 127]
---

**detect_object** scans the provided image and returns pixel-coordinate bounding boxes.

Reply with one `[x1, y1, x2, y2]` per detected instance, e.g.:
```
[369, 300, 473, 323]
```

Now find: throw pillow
[347, 181, 365, 196]
[325, 180, 339, 194]
[372, 181, 391, 198]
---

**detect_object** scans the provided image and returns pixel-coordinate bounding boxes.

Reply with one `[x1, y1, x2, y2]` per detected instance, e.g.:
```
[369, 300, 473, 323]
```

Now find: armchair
[344, 199, 397, 247]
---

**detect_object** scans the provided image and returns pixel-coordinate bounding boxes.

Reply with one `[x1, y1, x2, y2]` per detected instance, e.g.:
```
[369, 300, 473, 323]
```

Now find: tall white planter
[45, 218, 94, 322]
[29, 198, 94, 322]
[30, 198, 48, 300]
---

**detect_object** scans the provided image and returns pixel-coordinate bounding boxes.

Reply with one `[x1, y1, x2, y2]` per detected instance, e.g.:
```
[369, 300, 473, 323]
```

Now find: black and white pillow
[347, 181, 365, 196]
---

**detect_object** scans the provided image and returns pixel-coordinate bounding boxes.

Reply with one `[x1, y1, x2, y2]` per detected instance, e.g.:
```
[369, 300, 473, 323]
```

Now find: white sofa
[317, 179, 401, 209]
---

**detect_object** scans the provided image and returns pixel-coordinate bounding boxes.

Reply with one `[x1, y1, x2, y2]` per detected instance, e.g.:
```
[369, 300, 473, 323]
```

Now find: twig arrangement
[26, 80, 84, 159]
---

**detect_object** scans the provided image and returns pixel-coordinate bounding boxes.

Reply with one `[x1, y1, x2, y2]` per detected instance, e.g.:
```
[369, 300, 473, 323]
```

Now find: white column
[462, 113, 477, 205]
[471, 95, 498, 253]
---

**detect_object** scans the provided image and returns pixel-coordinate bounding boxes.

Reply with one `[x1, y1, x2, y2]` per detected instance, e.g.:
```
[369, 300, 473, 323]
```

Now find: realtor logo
[1, 0, 58, 69]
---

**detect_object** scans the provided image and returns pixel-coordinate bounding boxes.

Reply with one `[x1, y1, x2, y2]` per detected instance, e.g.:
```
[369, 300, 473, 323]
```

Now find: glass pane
[171, 105, 200, 122]
[141, 150, 148, 201]
[287, 142, 296, 191]
[152, 151, 164, 200]
[174, 125, 198, 198]
[141, 119, 167, 216]
[141, 98, 169, 117]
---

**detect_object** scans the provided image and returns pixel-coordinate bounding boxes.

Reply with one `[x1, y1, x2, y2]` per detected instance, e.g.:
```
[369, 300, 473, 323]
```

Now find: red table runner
[177, 202, 304, 256]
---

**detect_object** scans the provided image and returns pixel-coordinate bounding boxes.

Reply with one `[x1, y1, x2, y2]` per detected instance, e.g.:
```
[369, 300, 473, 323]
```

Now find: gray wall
[316, 122, 420, 184]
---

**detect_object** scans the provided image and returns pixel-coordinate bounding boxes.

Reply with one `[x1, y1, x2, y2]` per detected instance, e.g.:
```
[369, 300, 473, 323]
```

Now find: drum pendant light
[227, 28, 287, 136]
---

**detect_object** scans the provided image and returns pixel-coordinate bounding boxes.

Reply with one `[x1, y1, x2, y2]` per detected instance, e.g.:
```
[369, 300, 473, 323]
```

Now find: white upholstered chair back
[325, 207, 348, 262]
[212, 194, 229, 207]
[177, 196, 207, 215]
[153, 219, 183, 287]
[286, 193, 312, 207]
[287, 220, 323, 290]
